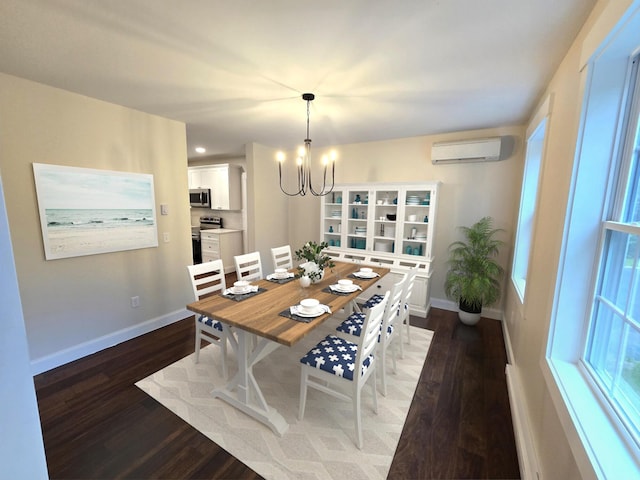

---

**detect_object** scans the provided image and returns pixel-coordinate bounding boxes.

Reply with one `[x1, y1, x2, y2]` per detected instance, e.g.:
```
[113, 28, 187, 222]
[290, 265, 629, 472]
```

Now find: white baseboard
[30, 308, 190, 375]
[430, 297, 503, 320]
[506, 364, 541, 480]
[501, 312, 515, 365]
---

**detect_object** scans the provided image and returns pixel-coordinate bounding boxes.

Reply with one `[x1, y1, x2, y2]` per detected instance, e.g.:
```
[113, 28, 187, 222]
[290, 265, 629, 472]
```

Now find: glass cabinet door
[371, 189, 399, 254]
[346, 189, 369, 250]
[323, 189, 344, 248]
[400, 189, 431, 257]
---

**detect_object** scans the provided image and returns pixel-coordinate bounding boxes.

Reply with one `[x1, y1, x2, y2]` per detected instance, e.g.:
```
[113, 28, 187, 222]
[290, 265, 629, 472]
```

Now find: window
[512, 97, 549, 301]
[545, 5, 640, 478]
[585, 60, 640, 445]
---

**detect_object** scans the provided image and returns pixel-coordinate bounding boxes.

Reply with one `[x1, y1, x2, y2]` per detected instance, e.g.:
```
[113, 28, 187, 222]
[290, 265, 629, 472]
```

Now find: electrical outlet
[131, 296, 140, 308]
[163, 232, 170, 243]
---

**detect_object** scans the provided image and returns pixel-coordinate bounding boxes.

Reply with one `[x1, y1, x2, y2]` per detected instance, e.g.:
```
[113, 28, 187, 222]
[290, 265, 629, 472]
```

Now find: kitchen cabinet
[188, 164, 242, 210]
[321, 182, 440, 317]
[201, 229, 243, 273]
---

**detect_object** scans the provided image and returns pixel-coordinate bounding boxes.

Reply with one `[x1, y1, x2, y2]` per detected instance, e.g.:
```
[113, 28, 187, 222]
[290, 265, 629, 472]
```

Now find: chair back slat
[271, 245, 293, 270]
[400, 267, 418, 321]
[234, 251, 263, 282]
[358, 291, 389, 369]
[381, 273, 407, 337]
[187, 260, 226, 300]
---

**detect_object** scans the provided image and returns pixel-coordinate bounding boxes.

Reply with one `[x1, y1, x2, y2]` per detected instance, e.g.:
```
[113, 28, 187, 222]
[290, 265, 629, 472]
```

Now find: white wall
[0, 171, 48, 479]
[502, 1, 636, 478]
[0, 73, 194, 373]
[278, 127, 525, 313]
[246, 142, 290, 273]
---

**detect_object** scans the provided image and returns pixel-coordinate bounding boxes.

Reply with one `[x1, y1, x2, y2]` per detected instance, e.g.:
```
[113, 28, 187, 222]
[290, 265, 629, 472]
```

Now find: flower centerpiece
[294, 241, 335, 283]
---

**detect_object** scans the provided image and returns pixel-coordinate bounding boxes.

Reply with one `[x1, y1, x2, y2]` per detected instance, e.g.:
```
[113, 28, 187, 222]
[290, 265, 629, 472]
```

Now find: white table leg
[211, 329, 289, 436]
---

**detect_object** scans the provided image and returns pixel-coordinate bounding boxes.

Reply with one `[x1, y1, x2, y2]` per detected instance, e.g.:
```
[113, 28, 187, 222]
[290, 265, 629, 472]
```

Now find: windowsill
[542, 358, 640, 479]
[511, 276, 525, 304]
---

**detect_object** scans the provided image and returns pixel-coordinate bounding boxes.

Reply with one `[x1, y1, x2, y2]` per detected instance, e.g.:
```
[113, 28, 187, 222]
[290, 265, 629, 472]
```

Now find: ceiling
[0, 0, 595, 159]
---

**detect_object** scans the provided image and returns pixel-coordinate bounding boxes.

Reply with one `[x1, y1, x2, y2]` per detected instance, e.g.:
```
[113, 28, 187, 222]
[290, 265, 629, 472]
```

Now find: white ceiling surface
[0, 0, 595, 158]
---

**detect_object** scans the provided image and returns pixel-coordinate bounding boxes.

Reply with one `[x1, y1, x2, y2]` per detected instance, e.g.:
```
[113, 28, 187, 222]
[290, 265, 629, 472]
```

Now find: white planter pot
[458, 309, 481, 326]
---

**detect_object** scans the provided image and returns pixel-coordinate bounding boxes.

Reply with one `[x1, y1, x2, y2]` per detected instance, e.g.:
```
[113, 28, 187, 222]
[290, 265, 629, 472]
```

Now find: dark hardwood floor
[35, 307, 520, 479]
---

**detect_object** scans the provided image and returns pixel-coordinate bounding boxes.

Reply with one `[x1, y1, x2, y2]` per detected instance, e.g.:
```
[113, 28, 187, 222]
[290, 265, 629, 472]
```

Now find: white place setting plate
[353, 271, 378, 279]
[330, 284, 361, 293]
[225, 285, 259, 295]
[290, 304, 331, 318]
[267, 272, 294, 280]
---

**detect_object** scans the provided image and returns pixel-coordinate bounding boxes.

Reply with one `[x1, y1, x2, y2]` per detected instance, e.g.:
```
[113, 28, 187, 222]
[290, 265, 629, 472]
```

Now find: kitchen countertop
[199, 228, 241, 234]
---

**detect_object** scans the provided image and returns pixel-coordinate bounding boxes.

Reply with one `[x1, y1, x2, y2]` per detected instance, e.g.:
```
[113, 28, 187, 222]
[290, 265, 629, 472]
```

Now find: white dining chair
[187, 260, 236, 378]
[335, 273, 407, 396]
[398, 267, 419, 357]
[270, 245, 293, 270]
[299, 291, 389, 449]
[234, 251, 263, 282]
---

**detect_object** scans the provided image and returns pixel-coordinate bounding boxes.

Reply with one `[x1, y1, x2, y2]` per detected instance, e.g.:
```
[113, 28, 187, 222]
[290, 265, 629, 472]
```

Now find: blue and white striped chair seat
[300, 334, 373, 381]
[197, 314, 223, 332]
[336, 312, 393, 340]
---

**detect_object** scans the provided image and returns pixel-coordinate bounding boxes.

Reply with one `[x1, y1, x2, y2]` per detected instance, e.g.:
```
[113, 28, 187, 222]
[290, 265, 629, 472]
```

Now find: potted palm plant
[444, 216, 505, 325]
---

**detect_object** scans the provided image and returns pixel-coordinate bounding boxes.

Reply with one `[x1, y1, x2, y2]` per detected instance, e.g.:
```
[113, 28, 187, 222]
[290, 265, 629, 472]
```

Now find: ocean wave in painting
[45, 209, 155, 229]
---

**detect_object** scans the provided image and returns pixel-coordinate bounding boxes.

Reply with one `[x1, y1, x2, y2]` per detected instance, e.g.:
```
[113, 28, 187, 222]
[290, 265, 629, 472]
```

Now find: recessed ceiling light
[195, 146, 206, 154]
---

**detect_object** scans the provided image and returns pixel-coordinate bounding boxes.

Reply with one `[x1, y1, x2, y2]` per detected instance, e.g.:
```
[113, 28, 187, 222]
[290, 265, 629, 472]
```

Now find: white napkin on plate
[290, 304, 332, 316]
[329, 284, 362, 292]
[266, 272, 295, 280]
[224, 285, 259, 295]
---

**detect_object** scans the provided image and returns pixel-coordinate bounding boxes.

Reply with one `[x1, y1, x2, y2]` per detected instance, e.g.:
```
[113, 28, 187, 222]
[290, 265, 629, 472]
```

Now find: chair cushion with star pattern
[335, 312, 393, 341]
[300, 334, 373, 381]
[197, 315, 224, 331]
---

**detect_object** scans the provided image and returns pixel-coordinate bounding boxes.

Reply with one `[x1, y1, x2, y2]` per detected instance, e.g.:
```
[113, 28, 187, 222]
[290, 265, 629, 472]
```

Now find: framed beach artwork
[33, 163, 158, 260]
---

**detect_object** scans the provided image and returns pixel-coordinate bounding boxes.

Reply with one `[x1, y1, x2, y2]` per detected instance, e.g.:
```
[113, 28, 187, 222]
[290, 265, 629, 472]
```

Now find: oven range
[191, 216, 223, 264]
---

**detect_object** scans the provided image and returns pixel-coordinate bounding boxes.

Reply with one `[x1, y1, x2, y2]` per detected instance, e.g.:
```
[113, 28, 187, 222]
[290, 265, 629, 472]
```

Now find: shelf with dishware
[320, 182, 440, 317]
[321, 182, 439, 260]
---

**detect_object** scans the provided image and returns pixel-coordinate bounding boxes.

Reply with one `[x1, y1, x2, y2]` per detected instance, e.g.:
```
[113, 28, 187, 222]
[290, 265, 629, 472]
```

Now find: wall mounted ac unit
[431, 137, 502, 164]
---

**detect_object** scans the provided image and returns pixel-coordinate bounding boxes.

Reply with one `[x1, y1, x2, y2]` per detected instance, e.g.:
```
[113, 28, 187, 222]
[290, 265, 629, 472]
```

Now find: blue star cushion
[336, 312, 366, 336]
[363, 294, 385, 309]
[197, 315, 223, 332]
[300, 334, 373, 381]
[336, 312, 393, 341]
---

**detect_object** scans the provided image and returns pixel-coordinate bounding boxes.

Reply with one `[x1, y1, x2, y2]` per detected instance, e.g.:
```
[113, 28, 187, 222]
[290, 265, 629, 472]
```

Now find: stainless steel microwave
[189, 188, 211, 208]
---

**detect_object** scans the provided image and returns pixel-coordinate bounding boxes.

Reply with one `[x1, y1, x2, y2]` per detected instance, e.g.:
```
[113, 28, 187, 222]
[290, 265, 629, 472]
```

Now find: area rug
[136, 321, 433, 480]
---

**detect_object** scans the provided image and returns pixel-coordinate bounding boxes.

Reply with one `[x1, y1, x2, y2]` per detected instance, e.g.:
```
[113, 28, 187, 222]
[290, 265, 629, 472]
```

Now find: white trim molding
[30, 308, 189, 375]
[430, 296, 503, 320]
[506, 364, 542, 480]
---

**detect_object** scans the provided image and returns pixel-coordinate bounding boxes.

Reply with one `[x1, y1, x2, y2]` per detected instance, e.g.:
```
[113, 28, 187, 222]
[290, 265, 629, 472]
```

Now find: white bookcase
[321, 182, 440, 317]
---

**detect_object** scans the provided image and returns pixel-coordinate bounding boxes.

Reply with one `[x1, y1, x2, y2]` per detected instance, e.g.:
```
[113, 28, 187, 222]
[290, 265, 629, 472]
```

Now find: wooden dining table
[186, 260, 389, 435]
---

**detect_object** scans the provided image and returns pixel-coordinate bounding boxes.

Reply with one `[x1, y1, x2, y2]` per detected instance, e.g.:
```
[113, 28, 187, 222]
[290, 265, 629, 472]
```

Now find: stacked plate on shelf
[406, 195, 421, 205]
[354, 226, 366, 236]
[415, 231, 427, 241]
[330, 210, 341, 218]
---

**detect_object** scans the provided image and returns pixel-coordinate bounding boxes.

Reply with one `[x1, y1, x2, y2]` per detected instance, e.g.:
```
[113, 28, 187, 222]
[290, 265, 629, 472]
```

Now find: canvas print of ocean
[46, 208, 155, 230]
[33, 163, 158, 260]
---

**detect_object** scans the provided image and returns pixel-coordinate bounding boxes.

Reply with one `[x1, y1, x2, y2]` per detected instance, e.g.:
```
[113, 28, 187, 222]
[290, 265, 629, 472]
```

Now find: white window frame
[511, 95, 551, 302]
[544, 4, 640, 479]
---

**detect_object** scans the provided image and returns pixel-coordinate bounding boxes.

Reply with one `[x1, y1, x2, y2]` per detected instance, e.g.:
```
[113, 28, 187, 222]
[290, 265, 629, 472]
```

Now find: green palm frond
[444, 216, 505, 309]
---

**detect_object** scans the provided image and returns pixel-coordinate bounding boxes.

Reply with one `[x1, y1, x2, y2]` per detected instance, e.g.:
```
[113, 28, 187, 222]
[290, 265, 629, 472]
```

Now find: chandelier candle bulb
[276, 93, 337, 197]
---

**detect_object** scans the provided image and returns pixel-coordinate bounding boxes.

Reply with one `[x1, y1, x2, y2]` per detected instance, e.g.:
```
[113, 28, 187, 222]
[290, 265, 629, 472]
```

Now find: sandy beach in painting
[46, 225, 157, 256]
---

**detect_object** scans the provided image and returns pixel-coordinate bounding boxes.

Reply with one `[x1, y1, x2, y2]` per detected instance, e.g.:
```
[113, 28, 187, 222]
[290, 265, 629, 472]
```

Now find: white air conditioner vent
[431, 137, 502, 164]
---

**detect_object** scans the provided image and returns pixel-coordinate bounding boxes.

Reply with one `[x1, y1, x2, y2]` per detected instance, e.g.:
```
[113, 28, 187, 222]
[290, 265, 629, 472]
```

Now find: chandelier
[276, 93, 336, 196]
